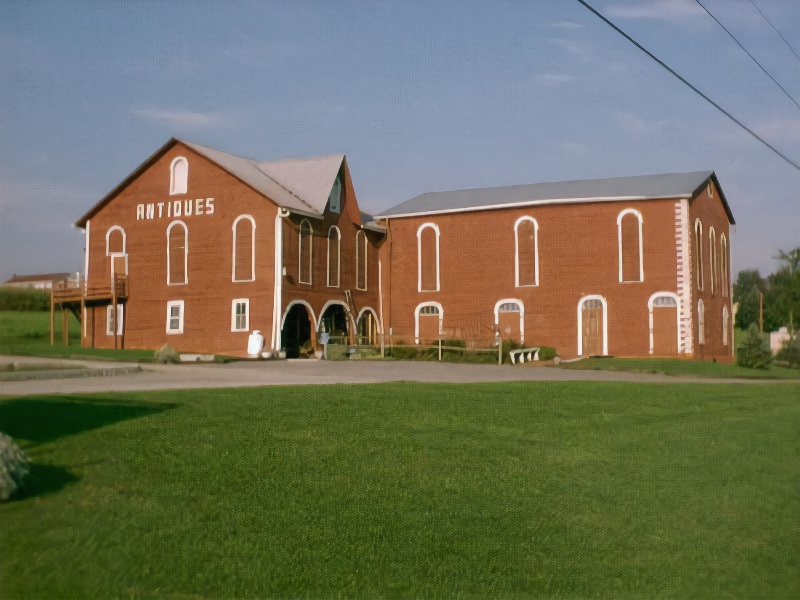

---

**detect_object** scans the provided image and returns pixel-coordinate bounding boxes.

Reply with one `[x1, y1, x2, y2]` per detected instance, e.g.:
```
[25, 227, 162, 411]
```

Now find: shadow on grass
[12, 463, 81, 501]
[0, 396, 177, 447]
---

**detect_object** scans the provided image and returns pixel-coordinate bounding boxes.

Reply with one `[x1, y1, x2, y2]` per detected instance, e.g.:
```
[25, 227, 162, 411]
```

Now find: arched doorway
[578, 296, 607, 356]
[357, 308, 380, 345]
[319, 303, 352, 345]
[281, 303, 313, 358]
[649, 293, 679, 356]
[495, 299, 524, 344]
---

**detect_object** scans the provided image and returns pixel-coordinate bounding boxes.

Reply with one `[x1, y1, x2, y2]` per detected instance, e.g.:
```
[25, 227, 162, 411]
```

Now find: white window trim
[109, 252, 128, 278]
[170, 156, 188, 195]
[647, 292, 682, 355]
[722, 304, 729, 346]
[105, 304, 123, 336]
[417, 223, 440, 292]
[721, 234, 729, 297]
[356, 306, 383, 334]
[514, 216, 539, 287]
[356, 230, 368, 291]
[697, 299, 705, 345]
[166, 300, 185, 334]
[231, 298, 250, 332]
[577, 295, 608, 356]
[299, 220, 313, 285]
[105, 225, 126, 256]
[617, 209, 644, 283]
[327, 226, 341, 288]
[231, 215, 256, 282]
[709, 226, 717, 295]
[414, 301, 443, 344]
[166, 220, 188, 286]
[695, 219, 704, 291]
[494, 298, 525, 344]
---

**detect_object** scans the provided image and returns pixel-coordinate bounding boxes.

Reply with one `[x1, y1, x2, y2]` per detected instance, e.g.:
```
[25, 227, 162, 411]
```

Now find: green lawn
[2, 382, 798, 598]
[561, 356, 800, 379]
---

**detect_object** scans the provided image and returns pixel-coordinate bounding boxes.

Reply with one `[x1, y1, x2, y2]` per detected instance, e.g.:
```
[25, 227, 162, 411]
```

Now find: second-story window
[618, 209, 643, 283]
[299, 220, 313, 285]
[417, 223, 440, 292]
[514, 217, 539, 287]
[170, 156, 188, 195]
[167, 221, 188, 285]
[232, 215, 256, 282]
[327, 226, 341, 287]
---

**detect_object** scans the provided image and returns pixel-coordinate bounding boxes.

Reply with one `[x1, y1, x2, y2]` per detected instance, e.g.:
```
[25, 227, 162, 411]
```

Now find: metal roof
[377, 171, 734, 224]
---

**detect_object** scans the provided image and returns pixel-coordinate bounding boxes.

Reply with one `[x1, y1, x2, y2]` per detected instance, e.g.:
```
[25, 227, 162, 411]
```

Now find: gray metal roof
[377, 171, 734, 223]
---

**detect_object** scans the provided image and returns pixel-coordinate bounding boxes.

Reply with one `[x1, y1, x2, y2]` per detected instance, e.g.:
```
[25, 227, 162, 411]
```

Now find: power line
[576, 0, 800, 172]
[695, 0, 800, 113]
[749, 0, 800, 64]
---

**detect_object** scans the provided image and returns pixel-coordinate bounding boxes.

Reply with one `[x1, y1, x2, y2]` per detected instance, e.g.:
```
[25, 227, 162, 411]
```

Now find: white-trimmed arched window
[720, 233, 729, 297]
[709, 226, 717, 295]
[617, 208, 643, 283]
[170, 156, 188, 195]
[514, 216, 539, 287]
[232, 215, 256, 282]
[328, 176, 342, 214]
[327, 226, 341, 287]
[694, 219, 704, 291]
[167, 220, 188, 285]
[356, 230, 367, 291]
[415, 302, 443, 344]
[299, 220, 313, 285]
[106, 225, 128, 279]
[417, 223, 440, 292]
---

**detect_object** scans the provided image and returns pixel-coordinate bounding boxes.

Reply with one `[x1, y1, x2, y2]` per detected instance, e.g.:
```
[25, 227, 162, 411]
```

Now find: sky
[1, 0, 798, 284]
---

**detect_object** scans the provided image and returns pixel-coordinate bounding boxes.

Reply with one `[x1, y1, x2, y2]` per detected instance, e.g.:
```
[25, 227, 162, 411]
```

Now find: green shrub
[537, 346, 558, 361]
[388, 344, 418, 360]
[154, 343, 180, 364]
[736, 324, 773, 369]
[0, 287, 50, 311]
[774, 337, 800, 368]
[0, 432, 30, 502]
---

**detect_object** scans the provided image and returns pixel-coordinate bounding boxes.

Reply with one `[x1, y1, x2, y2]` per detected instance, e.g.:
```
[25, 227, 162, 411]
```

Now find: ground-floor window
[231, 298, 249, 332]
[105, 304, 123, 336]
[167, 300, 184, 334]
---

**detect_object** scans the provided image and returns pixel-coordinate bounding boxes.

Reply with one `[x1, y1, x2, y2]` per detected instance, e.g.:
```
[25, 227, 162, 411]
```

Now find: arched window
[327, 226, 341, 287]
[232, 215, 255, 282]
[709, 226, 717, 295]
[694, 219, 704, 291]
[356, 230, 367, 291]
[106, 226, 127, 279]
[697, 299, 705, 345]
[617, 209, 643, 283]
[299, 220, 313, 285]
[170, 156, 188, 195]
[722, 304, 729, 346]
[720, 234, 729, 297]
[417, 223, 440, 292]
[167, 221, 188, 285]
[415, 302, 443, 344]
[514, 217, 539, 287]
[328, 176, 342, 214]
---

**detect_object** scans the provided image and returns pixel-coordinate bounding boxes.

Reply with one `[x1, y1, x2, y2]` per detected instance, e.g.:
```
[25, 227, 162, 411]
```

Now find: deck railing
[52, 274, 128, 303]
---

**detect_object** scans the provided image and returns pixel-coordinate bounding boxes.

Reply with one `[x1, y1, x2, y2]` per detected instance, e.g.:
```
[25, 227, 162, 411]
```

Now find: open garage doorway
[281, 303, 314, 358]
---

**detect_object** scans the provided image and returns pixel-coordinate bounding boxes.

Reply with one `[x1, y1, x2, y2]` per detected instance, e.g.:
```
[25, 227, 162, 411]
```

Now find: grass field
[562, 356, 800, 379]
[2, 382, 798, 598]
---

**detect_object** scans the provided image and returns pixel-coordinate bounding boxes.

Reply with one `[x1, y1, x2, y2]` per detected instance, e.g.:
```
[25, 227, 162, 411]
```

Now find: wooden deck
[50, 275, 128, 347]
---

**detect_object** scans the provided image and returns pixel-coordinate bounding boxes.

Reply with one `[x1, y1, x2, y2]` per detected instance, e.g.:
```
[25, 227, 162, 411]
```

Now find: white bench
[509, 347, 540, 364]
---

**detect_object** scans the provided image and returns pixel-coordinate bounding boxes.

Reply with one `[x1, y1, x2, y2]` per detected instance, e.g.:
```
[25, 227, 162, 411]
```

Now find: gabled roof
[377, 171, 735, 224]
[4, 272, 72, 284]
[76, 138, 349, 226]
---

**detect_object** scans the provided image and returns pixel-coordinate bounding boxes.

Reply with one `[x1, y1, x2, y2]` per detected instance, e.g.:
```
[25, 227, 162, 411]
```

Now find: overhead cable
[749, 0, 800, 64]
[695, 0, 800, 112]
[577, 0, 800, 172]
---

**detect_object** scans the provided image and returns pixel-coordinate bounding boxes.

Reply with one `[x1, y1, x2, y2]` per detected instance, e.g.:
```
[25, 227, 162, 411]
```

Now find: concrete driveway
[1, 355, 793, 397]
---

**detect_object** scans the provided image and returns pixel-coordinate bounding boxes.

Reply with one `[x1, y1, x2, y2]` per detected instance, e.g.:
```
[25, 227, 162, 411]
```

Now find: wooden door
[652, 297, 678, 355]
[498, 303, 522, 343]
[582, 299, 603, 356]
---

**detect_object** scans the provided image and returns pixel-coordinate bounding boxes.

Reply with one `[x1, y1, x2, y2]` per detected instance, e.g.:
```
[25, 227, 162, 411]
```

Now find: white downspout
[271, 208, 290, 351]
[378, 259, 385, 356]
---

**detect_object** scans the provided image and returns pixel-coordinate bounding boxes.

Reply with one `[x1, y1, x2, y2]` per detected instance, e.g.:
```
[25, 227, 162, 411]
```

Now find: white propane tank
[247, 330, 264, 357]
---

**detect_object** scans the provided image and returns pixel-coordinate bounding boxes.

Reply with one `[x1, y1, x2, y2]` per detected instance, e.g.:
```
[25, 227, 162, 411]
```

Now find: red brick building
[73, 139, 734, 360]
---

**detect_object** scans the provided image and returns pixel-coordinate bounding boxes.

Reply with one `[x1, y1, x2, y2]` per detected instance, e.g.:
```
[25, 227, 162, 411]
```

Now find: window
[652, 296, 677, 307]
[417, 223, 440, 292]
[697, 299, 705, 345]
[299, 220, 313, 284]
[166, 300, 184, 334]
[105, 304, 123, 336]
[106, 226, 128, 279]
[167, 221, 188, 285]
[231, 299, 249, 332]
[232, 215, 255, 282]
[722, 304, 729, 346]
[617, 209, 643, 283]
[356, 230, 367, 290]
[170, 156, 188, 195]
[514, 217, 539, 287]
[327, 226, 341, 287]
[415, 302, 443, 343]
[709, 226, 717, 295]
[721, 234, 729, 297]
[707, 183, 713, 198]
[328, 176, 342, 213]
[694, 219, 704, 291]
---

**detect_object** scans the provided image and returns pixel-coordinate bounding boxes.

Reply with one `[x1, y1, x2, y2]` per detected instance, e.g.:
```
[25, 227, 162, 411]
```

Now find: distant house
[3, 273, 77, 290]
[69, 138, 735, 361]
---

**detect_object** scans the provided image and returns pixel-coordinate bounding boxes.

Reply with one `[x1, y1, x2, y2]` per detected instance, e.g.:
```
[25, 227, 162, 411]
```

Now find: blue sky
[1, 0, 798, 283]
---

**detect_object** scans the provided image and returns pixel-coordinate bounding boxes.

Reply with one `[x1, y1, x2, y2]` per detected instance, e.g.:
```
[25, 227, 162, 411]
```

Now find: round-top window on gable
[328, 176, 342, 214]
[170, 156, 188, 195]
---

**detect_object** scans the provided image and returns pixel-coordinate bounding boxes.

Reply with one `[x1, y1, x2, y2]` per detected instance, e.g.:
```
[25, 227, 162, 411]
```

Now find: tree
[766, 247, 800, 340]
[733, 269, 766, 330]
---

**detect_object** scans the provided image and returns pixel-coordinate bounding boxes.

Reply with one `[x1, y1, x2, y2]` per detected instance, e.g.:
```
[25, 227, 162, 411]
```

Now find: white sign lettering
[136, 198, 215, 220]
